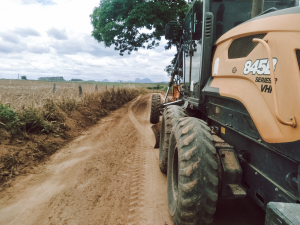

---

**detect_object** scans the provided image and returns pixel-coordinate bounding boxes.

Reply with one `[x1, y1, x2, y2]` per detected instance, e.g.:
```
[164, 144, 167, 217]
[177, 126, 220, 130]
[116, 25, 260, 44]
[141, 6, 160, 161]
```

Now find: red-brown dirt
[0, 94, 265, 225]
[0, 105, 100, 187]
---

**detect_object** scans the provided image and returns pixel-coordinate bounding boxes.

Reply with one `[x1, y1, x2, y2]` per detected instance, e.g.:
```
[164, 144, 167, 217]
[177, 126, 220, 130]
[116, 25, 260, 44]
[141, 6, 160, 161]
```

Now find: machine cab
[166, 0, 298, 108]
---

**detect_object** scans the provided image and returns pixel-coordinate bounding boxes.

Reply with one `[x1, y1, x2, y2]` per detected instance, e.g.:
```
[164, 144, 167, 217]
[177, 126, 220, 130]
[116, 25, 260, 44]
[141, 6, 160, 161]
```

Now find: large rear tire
[150, 94, 161, 124]
[167, 117, 219, 225]
[159, 106, 186, 174]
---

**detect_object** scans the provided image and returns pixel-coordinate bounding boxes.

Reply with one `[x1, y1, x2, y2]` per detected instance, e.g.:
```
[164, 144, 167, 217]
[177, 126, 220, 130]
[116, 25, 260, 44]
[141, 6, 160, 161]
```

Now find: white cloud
[47, 28, 68, 40]
[0, 39, 26, 53]
[21, 0, 56, 5]
[0, 0, 176, 82]
[0, 32, 20, 44]
[14, 27, 41, 37]
[28, 44, 50, 54]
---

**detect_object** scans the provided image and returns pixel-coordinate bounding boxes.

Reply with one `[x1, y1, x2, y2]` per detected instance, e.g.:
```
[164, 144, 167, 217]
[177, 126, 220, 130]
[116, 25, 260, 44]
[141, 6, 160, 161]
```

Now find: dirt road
[0, 94, 265, 225]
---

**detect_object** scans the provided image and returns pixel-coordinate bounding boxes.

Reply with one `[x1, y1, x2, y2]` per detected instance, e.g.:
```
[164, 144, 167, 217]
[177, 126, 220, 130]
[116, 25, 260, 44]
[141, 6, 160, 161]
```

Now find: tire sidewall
[159, 114, 166, 166]
[167, 131, 178, 217]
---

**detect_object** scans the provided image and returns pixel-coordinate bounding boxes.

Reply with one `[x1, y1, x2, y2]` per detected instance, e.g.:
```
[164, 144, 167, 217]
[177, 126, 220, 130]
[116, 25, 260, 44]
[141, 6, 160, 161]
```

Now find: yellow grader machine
[150, 0, 300, 224]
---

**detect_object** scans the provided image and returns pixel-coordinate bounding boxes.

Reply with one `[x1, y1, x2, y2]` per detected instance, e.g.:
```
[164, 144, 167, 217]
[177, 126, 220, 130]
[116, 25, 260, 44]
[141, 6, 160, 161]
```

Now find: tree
[90, 0, 189, 56]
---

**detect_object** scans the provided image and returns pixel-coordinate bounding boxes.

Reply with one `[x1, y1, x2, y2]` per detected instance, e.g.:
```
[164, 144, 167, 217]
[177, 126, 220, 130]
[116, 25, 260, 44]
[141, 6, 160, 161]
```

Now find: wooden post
[106, 85, 107, 91]
[53, 83, 56, 93]
[79, 84, 83, 97]
[95, 84, 98, 91]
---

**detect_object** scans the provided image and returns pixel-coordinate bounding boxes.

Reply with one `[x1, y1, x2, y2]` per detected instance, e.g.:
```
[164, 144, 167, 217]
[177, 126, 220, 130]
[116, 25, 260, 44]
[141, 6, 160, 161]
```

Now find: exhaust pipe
[251, 0, 264, 18]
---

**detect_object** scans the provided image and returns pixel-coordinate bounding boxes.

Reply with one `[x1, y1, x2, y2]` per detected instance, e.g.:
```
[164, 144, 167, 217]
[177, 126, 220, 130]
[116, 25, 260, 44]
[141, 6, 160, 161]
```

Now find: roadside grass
[0, 87, 141, 186]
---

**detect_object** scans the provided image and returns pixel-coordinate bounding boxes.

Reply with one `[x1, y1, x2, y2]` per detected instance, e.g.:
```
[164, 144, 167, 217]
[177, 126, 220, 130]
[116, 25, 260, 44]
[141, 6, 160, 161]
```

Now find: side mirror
[165, 23, 175, 40]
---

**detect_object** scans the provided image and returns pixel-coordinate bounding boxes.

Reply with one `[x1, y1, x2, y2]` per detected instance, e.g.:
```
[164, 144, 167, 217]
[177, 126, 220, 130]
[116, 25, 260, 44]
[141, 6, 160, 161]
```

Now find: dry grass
[0, 80, 113, 110]
[0, 80, 144, 134]
[0, 79, 145, 129]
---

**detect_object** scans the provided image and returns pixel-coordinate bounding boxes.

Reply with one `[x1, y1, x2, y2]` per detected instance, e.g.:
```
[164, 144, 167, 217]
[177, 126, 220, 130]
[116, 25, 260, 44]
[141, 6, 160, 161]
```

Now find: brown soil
[0, 94, 265, 225]
[0, 105, 98, 187]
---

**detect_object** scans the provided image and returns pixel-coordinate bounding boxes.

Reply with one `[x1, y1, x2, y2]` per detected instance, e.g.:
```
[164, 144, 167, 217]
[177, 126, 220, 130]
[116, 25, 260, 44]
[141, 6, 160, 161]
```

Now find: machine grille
[205, 17, 212, 38]
[228, 33, 267, 59]
[296, 50, 300, 70]
[243, 115, 257, 132]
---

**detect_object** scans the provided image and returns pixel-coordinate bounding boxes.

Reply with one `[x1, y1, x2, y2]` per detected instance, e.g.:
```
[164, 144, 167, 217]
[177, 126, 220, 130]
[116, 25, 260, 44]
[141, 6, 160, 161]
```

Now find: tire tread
[150, 94, 161, 124]
[159, 105, 186, 173]
[167, 118, 219, 225]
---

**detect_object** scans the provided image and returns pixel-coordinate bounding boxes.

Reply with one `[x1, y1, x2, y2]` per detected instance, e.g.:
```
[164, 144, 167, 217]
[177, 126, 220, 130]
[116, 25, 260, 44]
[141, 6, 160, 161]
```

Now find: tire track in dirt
[127, 95, 172, 225]
[127, 139, 146, 225]
[127, 96, 148, 225]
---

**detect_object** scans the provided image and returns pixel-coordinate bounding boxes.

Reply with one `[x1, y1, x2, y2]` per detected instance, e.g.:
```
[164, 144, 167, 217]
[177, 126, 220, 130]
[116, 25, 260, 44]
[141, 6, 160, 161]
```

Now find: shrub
[43, 99, 65, 122]
[58, 97, 77, 113]
[0, 153, 18, 173]
[0, 104, 18, 124]
[0, 104, 20, 134]
[18, 108, 46, 134]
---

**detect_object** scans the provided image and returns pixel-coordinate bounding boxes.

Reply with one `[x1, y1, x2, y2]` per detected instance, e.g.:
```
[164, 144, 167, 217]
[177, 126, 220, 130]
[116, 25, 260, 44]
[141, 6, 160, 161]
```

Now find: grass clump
[78, 87, 140, 123]
[0, 104, 18, 124]
[58, 97, 77, 113]
[18, 108, 47, 134]
[0, 104, 52, 135]
[0, 153, 18, 174]
[0, 104, 20, 135]
[43, 99, 65, 122]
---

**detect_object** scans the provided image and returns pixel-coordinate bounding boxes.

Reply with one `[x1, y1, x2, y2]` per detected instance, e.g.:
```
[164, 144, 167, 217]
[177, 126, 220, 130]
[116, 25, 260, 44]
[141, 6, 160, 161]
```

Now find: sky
[0, 0, 176, 82]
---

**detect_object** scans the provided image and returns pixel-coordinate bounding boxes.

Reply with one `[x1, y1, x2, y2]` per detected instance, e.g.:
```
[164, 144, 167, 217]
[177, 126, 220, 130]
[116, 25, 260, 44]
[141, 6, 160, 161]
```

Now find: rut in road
[0, 94, 172, 225]
[126, 138, 146, 225]
[126, 95, 172, 225]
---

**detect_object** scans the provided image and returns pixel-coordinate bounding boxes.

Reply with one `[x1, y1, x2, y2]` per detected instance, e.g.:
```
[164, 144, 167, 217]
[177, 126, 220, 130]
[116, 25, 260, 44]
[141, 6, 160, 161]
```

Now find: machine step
[226, 184, 247, 198]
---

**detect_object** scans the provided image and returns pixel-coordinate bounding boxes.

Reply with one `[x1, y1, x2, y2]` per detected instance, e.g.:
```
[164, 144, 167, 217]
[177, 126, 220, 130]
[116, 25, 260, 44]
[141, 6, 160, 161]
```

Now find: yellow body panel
[211, 13, 300, 143]
[172, 84, 181, 101]
[217, 14, 300, 45]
